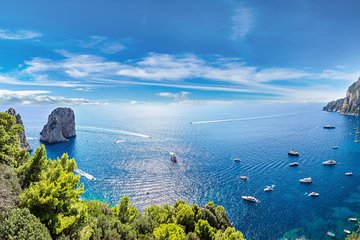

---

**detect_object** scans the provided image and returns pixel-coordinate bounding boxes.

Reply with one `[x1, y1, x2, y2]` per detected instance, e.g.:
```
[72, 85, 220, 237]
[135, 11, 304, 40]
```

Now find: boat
[345, 172, 353, 176]
[332, 146, 338, 149]
[240, 176, 249, 181]
[170, 152, 177, 162]
[234, 157, 241, 162]
[344, 229, 351, 234]
[308, 192, 319, 197]
[299, 177, 312, 183]
[289, 162, 299, 167]
[323, 160, 336, 166]
[348, 217, 357, 222]
[288, 150, 300, 156]
[264, 186, 273, 192]
[241, 196, 259, 203]
[324, 125, 336, 129]
[326, 232, 335, 238]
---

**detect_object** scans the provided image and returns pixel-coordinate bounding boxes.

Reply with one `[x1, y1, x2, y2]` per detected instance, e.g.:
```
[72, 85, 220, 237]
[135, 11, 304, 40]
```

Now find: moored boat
[288, 150, 300, 156]
[234, 157, 241, 162]
[323, 160, 336, 166]
[299, 177, 312, 183]
[241, 196, 259, 203]
[240, 176, 249, 181]
[170, 152, 177, 162]
[345, 172, 353, 176]
[324, 125, 336, 129]
[332, 146, 338, 149]
[344, 229, 351, 234]
[289, 162, 299, 167]
[308, 192, 319, 197]
[326, 232, 335, 238]
[348, 217, 357, 222]
[264, 186, 273, 192]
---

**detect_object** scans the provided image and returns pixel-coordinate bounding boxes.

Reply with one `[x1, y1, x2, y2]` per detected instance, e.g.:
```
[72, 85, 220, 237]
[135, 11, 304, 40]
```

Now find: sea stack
[5, 108, 32, 151]
[40, 107, 76, 144]
[323, 76, 360, 116]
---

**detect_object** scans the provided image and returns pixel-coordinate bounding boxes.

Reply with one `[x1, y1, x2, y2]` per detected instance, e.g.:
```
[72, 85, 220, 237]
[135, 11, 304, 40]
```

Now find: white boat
[326, 232, 335, 238]
[288, 150, 300, 156]
[75, 169, 96, 181]
[345, 172, 353, 176]
[170, 152, 177, 162]
[308, 192, 319, 197]
[348, 217, 357, 222]
[234, 157, 241, 162]
[299, 177, 312, 183]
[264, 186, 273, 192]
[289, 162, 299, 167]
[240, 176, 249, 181]
[344, 229, 351, 234]
[323, 160, 336, 165]
[241, 196, 259, 203]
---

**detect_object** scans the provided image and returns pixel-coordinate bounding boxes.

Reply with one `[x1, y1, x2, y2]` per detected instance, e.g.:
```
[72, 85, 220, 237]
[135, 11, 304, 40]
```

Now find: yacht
[326, 232, 335, 238]
[240, 176, 249, 181]
[308, 192, 319, 197]
[348, 217, 357, 222]
[289, 162, 299, 167]
[170, 152, 177, 162]
[344, 229, 351, 234]
[345, 172, 353, 176]
[323, 160, 336, 165]
[299, 177, 312, 183]
[234, 157, 241, 162]
[324, 125, 336, 129]
[241, 196, 259, 203]
[288, 150, 300, 156]
[264, 186, 273, 192]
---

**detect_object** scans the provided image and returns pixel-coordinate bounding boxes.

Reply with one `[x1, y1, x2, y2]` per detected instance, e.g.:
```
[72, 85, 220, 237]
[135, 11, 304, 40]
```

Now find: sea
[4, 102, 360, 240]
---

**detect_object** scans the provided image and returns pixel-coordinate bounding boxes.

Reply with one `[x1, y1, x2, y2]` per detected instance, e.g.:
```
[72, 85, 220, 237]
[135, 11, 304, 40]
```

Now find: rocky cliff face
[5, 108, 32, 151]
[323, 77, 360, 116]
[40, 108, 76, 144]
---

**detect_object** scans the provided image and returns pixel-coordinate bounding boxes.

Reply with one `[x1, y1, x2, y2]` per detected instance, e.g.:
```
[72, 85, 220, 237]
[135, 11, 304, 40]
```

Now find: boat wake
[78, 126, 151, 138]
[191, 113, 299, 124]
[116, 139, 126, 143]
[75, 169, 96, 180]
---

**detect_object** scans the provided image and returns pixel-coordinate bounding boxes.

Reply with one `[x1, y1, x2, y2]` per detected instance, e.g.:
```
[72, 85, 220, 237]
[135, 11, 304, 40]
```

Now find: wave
[191, 113, 299, 124]
[75, 169, 96, 180]
[116, 139, 126, 143]
[78, 126, 151, 138]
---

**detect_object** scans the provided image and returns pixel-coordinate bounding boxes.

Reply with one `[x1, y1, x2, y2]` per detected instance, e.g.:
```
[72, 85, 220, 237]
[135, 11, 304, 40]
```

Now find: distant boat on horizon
[324, 125, 336, 129]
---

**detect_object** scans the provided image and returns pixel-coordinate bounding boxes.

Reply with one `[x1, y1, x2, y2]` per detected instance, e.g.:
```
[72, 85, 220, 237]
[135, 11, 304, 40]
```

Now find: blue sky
[0, 0, 360, 105]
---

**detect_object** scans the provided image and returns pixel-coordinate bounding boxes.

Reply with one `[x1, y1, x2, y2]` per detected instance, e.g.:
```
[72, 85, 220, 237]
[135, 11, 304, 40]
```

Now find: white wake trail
[191, 113, 299, 124]
[78, 126, 151, 138]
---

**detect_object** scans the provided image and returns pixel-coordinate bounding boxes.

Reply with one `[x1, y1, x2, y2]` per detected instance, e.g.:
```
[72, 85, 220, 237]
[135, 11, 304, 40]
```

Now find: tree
[115, 196, 140, 224]
[214, 228, 245, 240]
[20, 153, 85, 237]
[0, 164, 21, 214]
[175, 202, 195, 232]
[0, 208, 51, 240]
[195, 219, 215, 240]
[153, 223, 186, 240]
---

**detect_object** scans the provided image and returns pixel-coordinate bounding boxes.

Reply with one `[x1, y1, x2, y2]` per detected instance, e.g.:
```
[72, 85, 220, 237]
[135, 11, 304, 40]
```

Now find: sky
[0, 0, 360, 106]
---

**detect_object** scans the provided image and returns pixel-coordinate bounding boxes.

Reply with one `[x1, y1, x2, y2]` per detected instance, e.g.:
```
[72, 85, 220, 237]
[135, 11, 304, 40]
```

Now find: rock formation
[323, 76, 360, 116]
[5, 108, 32, 152]
[40, 107, 76, 144]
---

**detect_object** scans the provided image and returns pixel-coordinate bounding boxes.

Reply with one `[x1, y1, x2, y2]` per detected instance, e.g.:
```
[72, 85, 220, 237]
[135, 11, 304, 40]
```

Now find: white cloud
[0, 89, 93, 105]
[79, 36, 125, 54]
[0, 29, 41, 40]
[230, 6, 254, 41]
[157, 91, 190, 102]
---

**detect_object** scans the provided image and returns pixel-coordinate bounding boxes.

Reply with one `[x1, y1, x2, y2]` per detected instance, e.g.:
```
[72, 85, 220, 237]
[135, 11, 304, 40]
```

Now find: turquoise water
[7, 103, 360, 240]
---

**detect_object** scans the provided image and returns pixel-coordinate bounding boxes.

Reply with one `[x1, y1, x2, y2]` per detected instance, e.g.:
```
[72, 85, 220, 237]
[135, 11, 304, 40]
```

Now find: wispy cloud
[0, 29, 41, 40]
[157, 91, 190, 102]
[79, 36, 125, 54]
[0, 89, 94, 105]
[230, 5, 254, 41]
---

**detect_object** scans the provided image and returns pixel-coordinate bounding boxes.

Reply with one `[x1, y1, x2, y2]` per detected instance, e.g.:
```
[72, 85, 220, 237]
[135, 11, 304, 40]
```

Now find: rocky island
[323, 76, 360, 116]
[40, 107, 76, 144]
[5, 108, 32, 152]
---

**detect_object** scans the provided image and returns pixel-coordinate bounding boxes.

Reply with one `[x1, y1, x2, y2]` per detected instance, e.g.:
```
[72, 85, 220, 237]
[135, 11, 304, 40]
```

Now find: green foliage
[0, 112, 28, 167]
[153, 223, 186, 240]
[0, 163, 21, 214]
[195, 219, 215, 240]
[175, 201, 195, 232]
[115, 195, 140, 224]
[20, 152, 85, 237]
[0, 207, 51, 240]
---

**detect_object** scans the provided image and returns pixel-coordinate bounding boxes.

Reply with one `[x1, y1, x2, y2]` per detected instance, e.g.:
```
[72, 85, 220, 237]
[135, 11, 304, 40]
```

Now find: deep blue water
[4, 103, 360, 240]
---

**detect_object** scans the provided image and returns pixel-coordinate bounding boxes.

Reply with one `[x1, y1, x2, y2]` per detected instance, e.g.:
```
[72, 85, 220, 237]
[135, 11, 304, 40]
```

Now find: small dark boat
[332, 146, 338, 149]
[288, 150, 300, 156]
[324, 125, 336, 129]
[170, 152, 177, 162]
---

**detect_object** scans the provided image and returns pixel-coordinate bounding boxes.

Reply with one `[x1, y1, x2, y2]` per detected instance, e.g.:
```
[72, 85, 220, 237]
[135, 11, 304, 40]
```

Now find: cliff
[40, 107, 76, 144]
[323, 77, 360, 115]
[5, 108, 32, 152]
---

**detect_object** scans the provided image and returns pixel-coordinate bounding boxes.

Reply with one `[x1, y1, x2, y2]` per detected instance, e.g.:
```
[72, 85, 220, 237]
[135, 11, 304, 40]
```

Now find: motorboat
[170, 152, 177, 162]
[288, 150, 300, 156]
[289, 162, 299, 167]
[241, 196, 259, 203]
[234, 157, 241, 162]
[308, 192, 319, 197]
[324, 125, 336, 129]
[332, 146, 339, 149]
[345, 172, 353, 176]
[326, 232, 335, 238]
[240, 176, 249, 181]
[264, 186, 273, 192]
[299, 177, 312, 183]
[323, 160, 336, 166]
[344, 229, 351, 234]
[348, 217, 357, 222]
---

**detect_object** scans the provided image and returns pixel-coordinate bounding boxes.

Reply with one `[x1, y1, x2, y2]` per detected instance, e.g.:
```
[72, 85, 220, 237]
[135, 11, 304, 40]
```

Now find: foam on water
[78, 125, 151, 138]
[75, 169, 96, 180]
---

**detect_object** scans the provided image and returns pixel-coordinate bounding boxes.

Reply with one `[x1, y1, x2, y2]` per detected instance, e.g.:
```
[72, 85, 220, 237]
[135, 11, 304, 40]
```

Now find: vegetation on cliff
[0, 111, 244, 240]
